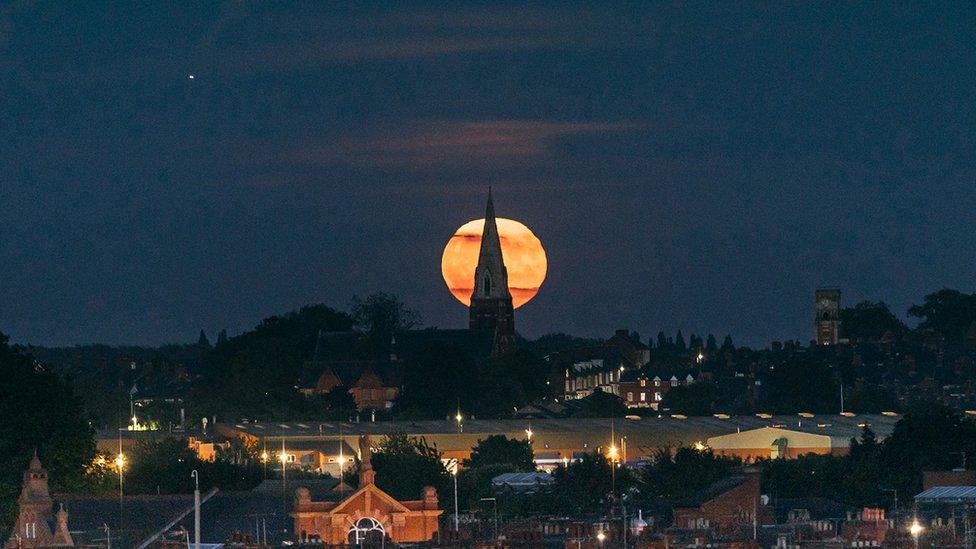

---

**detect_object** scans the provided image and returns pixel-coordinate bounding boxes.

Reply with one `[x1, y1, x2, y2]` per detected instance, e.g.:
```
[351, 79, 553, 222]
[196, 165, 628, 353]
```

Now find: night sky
[2, 4, 975, 347]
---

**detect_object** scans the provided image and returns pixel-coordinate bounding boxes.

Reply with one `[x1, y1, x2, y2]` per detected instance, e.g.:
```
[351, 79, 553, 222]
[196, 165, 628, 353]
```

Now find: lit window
[655, 392, 662, 401]
[640, 379, 646, 387]
[640, 392, 646, 402]
[627, 392, 633, 401]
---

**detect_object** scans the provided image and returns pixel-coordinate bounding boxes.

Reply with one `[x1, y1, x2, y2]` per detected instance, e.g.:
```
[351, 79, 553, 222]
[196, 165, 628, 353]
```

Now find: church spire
[473, 187, 510, 300]
[469, 188, 515, 353]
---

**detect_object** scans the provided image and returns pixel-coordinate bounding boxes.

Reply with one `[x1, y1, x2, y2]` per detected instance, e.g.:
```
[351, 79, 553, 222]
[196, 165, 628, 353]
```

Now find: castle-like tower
[469, 188, 515, 353]
[5, 453, 73, 548]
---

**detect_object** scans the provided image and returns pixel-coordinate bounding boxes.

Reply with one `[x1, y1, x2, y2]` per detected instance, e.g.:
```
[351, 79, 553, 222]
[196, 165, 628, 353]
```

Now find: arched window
[348, 516, 385, 545]
[484, 272, 492, 295]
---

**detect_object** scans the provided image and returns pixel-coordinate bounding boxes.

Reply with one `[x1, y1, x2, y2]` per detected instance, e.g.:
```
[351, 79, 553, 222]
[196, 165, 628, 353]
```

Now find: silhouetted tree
[706, 334, 718, 352]
[675, 330, 687, 352]
[908, 289, 976, 343]
[841, 301, 908, 342]
[0, 333, 97, 524]
[721, 334, 735, 351]
[350, 293, 422, 352]
[197, 329, 211, 347]
[372, 433, 449, 501]
[464, 435, 534, 470]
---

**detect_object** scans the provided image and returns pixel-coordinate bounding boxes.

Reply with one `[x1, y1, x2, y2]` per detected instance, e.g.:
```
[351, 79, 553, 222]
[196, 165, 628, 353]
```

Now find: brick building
[291, 435, 442, 544]
[672, 470, 773, 537]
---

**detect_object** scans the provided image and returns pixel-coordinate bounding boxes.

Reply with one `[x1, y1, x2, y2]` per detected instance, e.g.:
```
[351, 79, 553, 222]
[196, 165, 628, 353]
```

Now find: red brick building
[291, 435, 442, 544]
[672, 470, 773, 537]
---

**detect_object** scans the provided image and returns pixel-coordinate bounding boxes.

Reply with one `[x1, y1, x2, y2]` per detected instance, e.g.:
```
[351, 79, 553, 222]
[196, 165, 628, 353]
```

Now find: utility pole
[191, 470, 200, 549]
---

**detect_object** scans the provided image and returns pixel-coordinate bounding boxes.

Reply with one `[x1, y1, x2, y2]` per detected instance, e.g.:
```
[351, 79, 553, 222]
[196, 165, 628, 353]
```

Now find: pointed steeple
[469, 188, 515, 353]
[473, 187, 511, 300]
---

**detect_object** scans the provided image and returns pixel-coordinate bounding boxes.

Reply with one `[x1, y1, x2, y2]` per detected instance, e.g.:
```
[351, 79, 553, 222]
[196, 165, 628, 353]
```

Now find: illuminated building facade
[291, 435, 442, 544]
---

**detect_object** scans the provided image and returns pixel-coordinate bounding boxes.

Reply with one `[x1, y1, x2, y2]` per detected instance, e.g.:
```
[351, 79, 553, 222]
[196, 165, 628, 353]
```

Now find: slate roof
[915, 486, 976, 503]
[54, 493, 195, 547]
[674, 475, 747, 508]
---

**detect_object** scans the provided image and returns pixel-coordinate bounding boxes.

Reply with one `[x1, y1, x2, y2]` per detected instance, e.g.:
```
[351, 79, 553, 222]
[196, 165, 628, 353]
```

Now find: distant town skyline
[2, 4, 975, 347]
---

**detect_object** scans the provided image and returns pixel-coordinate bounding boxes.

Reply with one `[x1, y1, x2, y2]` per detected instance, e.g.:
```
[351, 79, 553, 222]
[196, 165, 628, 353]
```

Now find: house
[291, 435, 442, 544]
[301, 361, 402, 411]
[671, 469, 773, 537]
[618, 372, 696, 410]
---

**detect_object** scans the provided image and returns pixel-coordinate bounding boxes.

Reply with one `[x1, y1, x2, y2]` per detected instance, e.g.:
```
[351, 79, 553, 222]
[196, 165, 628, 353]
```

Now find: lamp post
[190, 470, 200, 549]
[452, 460, 460, 532]
[114, 448, 124, 538]
[910, 518, 924, 549]
[454, 410, 462, 531]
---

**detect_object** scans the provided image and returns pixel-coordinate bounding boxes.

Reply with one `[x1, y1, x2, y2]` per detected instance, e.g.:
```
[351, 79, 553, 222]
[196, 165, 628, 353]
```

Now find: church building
[469, 188, 516, 354]
[5, 453, 74, 548]
[291, 435, 442, 544]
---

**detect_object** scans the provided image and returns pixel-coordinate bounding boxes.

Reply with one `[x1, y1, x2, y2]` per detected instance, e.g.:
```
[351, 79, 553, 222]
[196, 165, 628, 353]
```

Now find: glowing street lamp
[607, 445, 619, 462]
[910, 518, 924, 549]
[524, 428, 533, 442]
[114, 453, 126, 470]
[596, 531, 606, 544]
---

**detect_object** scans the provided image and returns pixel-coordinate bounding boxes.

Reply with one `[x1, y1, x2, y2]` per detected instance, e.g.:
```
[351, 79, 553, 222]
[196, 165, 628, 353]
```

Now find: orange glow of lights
[441, 218, 547, 308]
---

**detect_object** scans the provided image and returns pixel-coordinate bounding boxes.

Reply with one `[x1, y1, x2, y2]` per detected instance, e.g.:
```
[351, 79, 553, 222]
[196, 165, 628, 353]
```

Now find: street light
[524, 428, 533, 443]
[596, 531, 606, 544]
[454, 409, 462, 531]
[910, 518, 924, 549]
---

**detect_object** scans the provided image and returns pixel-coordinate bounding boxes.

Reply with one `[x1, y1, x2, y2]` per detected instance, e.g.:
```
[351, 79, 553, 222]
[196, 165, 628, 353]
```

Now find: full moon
[441, 218, 547, 309]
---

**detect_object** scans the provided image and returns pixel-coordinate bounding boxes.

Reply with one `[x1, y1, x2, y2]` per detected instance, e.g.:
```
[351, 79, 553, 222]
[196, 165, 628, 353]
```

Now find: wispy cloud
[278, 120, 640, 170]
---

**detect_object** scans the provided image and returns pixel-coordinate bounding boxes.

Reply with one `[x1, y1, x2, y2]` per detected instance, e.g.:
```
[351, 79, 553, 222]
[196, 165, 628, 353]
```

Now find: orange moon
[441, 218, 547, 309]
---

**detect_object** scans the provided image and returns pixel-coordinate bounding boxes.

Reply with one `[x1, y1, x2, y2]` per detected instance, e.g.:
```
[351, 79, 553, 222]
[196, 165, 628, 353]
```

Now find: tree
[321, 385, 357, 420]
[464, 435, 534, 470]
[763, 359, 839, 413]
[675, 331, 687, 352]
[197, 329, 211, 347]
[194, 304, 354, 421]
[721, 335, 735, 351]
[706, 334, 718, 352]
[657, 332, 668, 350]
[393, 342, 476, 418]
[546, 453, 632, 515]
[908, 289, 976, 343]
[350, 293, 422, 351]
[840, 301, 908, 342]
[216, 329, 228, 347]
[0, 333, 96, 526]
[125, 437, 262, 494]
[642, 446, 740, 501]
[372, 433, 449, 501]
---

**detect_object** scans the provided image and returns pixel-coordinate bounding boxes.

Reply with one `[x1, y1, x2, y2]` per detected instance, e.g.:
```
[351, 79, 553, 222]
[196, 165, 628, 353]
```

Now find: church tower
[469, 188, 515, 353]
[5, 452, 74, 548]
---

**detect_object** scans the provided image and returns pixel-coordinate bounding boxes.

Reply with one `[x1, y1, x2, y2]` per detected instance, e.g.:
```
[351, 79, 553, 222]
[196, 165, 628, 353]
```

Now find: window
[654, 380, 660, 387]
[348, 516, 385, 545]
[627, 392, 633, 401]
[484, 273, 492, 294]
[640, 379, 646, 387]
[640, 392, 646, 402]
[654, 392, 662, 401]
